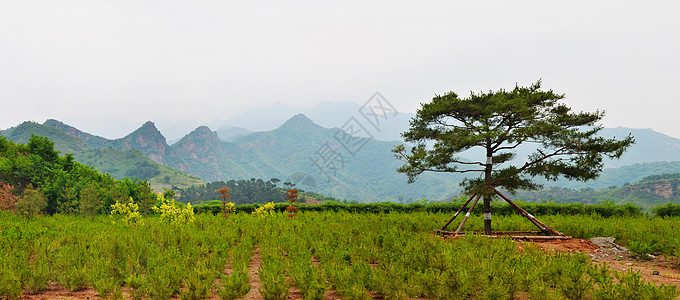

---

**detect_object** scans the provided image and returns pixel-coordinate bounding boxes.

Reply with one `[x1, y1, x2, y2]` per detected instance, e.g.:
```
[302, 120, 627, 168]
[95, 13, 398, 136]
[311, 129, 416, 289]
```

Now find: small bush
[152, 193, 195, 226]
[217, 270, 251, 300]
[651, 202, 680, 217]
[110, 197, 143, 225]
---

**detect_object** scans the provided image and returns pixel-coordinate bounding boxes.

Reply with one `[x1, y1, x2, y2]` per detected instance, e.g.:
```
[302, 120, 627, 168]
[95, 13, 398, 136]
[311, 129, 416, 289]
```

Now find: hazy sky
[2, 1, 679, 139]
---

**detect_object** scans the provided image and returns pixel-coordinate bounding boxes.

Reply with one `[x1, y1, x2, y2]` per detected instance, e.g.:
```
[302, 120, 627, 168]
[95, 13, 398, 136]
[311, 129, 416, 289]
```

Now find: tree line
[177, 178, 288, 204]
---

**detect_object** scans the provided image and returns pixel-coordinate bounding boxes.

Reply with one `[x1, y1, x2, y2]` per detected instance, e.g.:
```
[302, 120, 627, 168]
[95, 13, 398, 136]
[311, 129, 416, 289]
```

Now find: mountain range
[155, 101, 415, 144]
[1, 115, 458, 202]
[3, 113, 680, 204]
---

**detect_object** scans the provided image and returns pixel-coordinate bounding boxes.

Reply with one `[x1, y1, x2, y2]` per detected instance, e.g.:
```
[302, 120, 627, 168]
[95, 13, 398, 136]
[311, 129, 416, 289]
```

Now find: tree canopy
[393, 80, 634, 195]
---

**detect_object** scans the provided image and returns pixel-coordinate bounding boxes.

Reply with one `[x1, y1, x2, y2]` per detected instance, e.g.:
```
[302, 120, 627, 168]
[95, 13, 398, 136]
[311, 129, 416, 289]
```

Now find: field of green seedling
[1, 210, 679, 299]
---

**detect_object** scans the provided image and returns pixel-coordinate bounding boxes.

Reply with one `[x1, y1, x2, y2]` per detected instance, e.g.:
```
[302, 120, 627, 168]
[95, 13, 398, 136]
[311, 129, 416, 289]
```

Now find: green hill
[43, 119, 112, 149]
[1, 122, 203, 192]
[512, 173, 680, 209]
[2, 121, 88, 154]
[74, 147, 203, 191]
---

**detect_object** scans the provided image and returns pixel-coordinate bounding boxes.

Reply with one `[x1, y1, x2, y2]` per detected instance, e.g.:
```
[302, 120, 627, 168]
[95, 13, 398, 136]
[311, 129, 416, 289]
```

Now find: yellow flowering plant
[252, 202, 276, 218]
[110, 197, 143, 225]
[224, 201, 236, 214]
[152, 192, 195, 226]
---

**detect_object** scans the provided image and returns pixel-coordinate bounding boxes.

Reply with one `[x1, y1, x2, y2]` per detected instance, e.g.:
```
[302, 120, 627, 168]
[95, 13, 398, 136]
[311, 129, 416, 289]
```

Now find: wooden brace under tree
[434, 186, 570, 240]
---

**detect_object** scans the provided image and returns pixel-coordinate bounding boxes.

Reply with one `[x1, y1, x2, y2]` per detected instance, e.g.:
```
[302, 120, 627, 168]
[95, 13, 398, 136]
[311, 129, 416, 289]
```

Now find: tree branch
[495, 142, 524, 151]
[449, 160, 486, 166]
[424, 168, 485, 174]
[518, 147, 583, 173]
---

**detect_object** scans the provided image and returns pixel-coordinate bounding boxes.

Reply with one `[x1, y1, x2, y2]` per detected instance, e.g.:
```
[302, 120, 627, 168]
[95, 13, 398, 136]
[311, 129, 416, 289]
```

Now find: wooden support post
[510, 235, 571, 241]
[491, 231, 543, 235]
[490, 186, 565, 236]
[455, 194, 482, 235]
[440, 194, 476, 231]
[488, 235, 572, 241]
[489, 186, 546, 232]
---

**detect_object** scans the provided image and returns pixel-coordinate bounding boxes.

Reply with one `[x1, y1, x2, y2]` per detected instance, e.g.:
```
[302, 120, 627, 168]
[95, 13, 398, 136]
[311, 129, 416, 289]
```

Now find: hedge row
[193, 199, 646, 217]
[651, 202, 680, 217]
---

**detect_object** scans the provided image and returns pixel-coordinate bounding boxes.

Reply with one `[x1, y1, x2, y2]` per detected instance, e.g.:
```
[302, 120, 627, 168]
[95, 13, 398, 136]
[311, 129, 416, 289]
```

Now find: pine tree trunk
[483, 194, 492, 234]
[484, 145, 492, 235]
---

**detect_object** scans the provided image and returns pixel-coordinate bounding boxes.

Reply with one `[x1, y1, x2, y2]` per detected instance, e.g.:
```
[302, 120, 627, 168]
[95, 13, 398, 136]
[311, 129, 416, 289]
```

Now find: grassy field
[1, 210, 679, 299]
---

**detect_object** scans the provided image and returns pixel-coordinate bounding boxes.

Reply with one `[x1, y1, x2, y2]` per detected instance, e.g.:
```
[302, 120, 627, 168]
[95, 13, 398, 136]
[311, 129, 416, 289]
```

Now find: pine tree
[16, 184, 47, 218]
[393, 81, 634, 234]
[79, 183, 102, 218]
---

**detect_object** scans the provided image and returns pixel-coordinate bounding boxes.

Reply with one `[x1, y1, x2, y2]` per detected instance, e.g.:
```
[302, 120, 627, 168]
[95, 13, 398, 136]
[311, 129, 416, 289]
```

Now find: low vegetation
[1, 207, 679, 299]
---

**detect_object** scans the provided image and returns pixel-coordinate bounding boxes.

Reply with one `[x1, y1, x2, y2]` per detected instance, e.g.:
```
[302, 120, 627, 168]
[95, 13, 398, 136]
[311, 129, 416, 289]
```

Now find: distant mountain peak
[290, 113, 314, 122]
[44, 119, 65, 126]
[44, 119, 77, 131]
[121, 121, 168, 164]
[43, 119, 90, 135]
[193, 126, 213, 134]
[177, 126, 221, 144]
[127, 121, 163, 138]
[141, 121, 158, 130]
[277, 114, 320, 130]
[42, 119, 111, 148]
[169, 125, 224, 170]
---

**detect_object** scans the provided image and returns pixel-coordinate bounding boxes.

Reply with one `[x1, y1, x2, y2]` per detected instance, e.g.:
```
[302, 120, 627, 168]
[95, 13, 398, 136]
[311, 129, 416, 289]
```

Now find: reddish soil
[529, 238, 600, 254]
[22, 283, 100, 300]
[241, 246, 263, 300]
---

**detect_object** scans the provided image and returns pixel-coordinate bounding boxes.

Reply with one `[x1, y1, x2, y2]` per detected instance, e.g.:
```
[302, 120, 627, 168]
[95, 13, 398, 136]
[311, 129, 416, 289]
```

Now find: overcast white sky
[1, 1, 679, 139]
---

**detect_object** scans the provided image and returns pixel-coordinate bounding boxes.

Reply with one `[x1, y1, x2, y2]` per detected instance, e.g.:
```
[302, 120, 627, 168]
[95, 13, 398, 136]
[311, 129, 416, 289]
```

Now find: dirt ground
[21, 237, 680, 299]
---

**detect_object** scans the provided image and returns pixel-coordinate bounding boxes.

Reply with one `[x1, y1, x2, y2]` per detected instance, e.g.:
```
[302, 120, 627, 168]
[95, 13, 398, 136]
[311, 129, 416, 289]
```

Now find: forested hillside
[1, 121, 203, 191]
[74, 147, 203, 191]
[177, 179, 287, 204]
[0, 134, 157, 215]
[512, 173, 680, 209]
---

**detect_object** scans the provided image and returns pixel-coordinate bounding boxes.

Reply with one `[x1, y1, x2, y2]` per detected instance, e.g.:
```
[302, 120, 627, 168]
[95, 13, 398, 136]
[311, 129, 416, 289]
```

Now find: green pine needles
[394, 80, 634, 193]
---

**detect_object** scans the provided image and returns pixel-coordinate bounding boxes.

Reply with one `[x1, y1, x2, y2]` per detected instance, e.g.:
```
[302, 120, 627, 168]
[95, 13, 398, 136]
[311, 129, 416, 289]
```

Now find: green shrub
[125, 273, 147, 300]
[217, 270, 251, 300]
[0, 269, 22, 299]
[651, 202, 680, 217]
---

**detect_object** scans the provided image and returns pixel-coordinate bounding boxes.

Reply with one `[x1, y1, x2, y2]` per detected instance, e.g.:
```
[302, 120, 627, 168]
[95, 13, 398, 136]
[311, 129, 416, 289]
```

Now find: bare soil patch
[22, 283, 100, 300]
[241, 246, 263, 300]
[528, 237, 600, 254]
